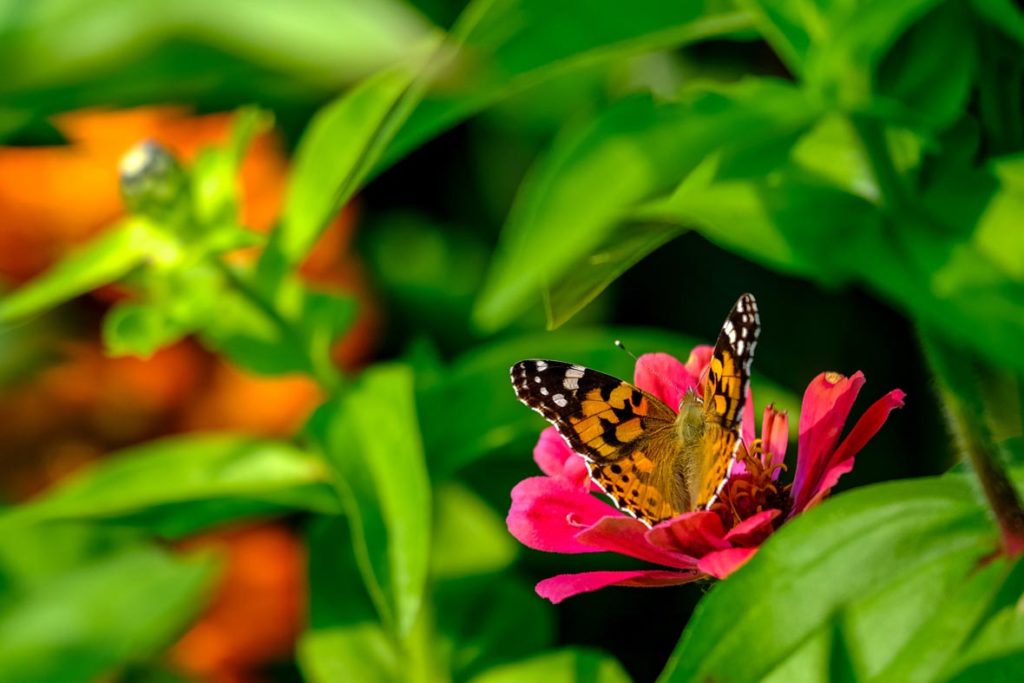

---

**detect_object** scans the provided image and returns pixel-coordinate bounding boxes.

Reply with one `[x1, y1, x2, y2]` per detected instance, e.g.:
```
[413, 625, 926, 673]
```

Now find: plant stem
[213, 258, 342, 393]
[922, 332, 1024, 557]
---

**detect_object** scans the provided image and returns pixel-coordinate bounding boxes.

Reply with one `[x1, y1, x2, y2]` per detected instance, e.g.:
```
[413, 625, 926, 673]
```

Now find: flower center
[711, 439, 792, 528]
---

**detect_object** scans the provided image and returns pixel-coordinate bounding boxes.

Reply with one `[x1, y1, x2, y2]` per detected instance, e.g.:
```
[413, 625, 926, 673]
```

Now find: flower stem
[922, 332, 1024, 557]
[213, 258, 342, 393]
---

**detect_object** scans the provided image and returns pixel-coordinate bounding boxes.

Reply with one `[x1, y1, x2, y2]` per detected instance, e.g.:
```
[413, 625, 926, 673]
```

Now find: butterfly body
[511, 294, 760, 527]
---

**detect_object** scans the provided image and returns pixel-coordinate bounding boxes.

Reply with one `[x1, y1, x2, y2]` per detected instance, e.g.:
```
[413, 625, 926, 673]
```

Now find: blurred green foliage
[0, 0, 1023, 682]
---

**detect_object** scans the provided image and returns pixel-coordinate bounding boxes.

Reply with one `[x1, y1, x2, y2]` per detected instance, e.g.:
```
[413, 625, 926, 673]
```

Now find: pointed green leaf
[0, 219, 169, 322]
[311, 364, 431, 637]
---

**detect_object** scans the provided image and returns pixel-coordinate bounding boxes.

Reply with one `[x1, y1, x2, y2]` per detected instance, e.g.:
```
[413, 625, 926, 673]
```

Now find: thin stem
[212, 258, 342, 393]
[922, 332, 1024, 557]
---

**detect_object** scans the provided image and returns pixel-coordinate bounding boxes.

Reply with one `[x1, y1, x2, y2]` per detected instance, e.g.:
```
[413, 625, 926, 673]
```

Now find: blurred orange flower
[0, 106, 379, 678]
[171, 524, 306, 683]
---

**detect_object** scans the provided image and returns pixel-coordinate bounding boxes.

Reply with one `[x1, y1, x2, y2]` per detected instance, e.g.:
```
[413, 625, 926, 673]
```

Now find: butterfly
[510, 293, 760, 527]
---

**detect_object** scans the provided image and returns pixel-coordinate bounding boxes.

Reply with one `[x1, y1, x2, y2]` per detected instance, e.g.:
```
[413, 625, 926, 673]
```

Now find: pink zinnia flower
[507, 347, 905, 603]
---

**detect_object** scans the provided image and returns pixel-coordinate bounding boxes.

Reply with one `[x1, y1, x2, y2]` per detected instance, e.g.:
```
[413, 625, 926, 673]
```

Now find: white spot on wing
[536, 361, 548, 371]
[563, 377, 579, 390]
[540, 387, 549, 395]
[552, 393, 567, 407]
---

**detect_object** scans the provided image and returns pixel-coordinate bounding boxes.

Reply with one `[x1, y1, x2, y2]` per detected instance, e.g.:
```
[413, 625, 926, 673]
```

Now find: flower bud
[119, 140, 188, 219]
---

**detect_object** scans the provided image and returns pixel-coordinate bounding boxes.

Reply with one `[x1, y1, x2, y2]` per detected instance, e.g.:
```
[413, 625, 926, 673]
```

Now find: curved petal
[507, 477, 619, 553]
[536, 569, 701, 604]
[634, 353, 692, 409]
[645, 511, 729, 558]
[791, 371, 866, 511]
[723, 508, 779, 546]
[795, 388, 906, 513]
[697, 547, 757, 579]
[761, 405, 789, 476]
[575, 516, 698, 569]
[742, 385, 756, 450]
[685, 345, 714, 380]
[533, 427, 589, 489]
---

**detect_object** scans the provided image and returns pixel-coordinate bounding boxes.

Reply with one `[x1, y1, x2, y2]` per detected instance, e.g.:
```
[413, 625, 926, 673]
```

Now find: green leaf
[0, 0, 433, 113]
[469, 649, 631, 683]
[310, 364, 432, 637]
[473, 79, 817, 330]
[972, 0, 1024, 48]
[741, 0, 945, 105]
[20, 434, 336, 535]
[874, 2, 975, 131]
[381, 0, 757, 169]
[431, 483, 517, 579]
[0, 545, 215, 683]
[543, 223, 686, 330]
[939, 598, 1024, 682]
[190, 107, 273, 228]
[420, 327, 800, 478]
[436, 576, 555, 681]
[279, 65, 423, 264]
[658, 477, 996, 683]
[867, 558, 1024, 682]
[298, 625, 401, 683]
[102, 301, 190, 358]
[0, 219, 170, 322]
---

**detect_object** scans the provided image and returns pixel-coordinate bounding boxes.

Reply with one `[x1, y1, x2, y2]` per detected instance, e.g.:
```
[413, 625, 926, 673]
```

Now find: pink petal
[645, 511, 730, 558]
[575, 516, 698, 569]
[697, 547, 757, 579]
[634, 353, 688, 409]
[685, 345, 714, 379]
[796, 388, 906, 513]
[761, 405, 789, 476]
[507, 477, 619, 553]
[742, 385, 756, 449]
[536, 569, 702, 604]
[533, 427, 589, 489]
[791, 371, 866, 511]
[724, 509, 780, 546]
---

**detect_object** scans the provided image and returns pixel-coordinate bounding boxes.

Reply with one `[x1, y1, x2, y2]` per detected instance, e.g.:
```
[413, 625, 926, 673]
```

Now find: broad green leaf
[419, 327, 800, 478]
[658, 477, 996, 683]
[636, 167, 878, 284]
[0, 0, 433, 111]
[19, 434, 336, 534]
[0, 218, 171, 322]
[381, 0, 756, 169]
[311, 364, 431, 637]
[0, 545, 215, 683]
[473, 79, 817, 330]
[280, 64, 425, 264]
[868, 558, 1024, 683]
[938, 600, 1024, 682]
[436, 576, 555, 681]
[972, 0, 1024, 47]
[298, 625, 401, 683]
[741, 0, 944, 103]
[431, 483, 517, 579]
[874, 2, 975, 131]
[543, 223, 686, 330]
[469, 649, 631, 683]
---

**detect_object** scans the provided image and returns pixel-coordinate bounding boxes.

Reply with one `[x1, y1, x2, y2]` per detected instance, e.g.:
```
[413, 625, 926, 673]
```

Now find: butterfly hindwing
[696, 293, 760, 508]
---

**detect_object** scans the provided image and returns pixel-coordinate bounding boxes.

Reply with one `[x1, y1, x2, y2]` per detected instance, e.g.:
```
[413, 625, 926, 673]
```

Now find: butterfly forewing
[696, 293, 760, 508]
[511, 360, 686, 524]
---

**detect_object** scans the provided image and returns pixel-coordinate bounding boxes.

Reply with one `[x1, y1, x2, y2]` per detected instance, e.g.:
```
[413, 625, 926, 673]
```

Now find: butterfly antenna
[614, 339, 638, 361]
